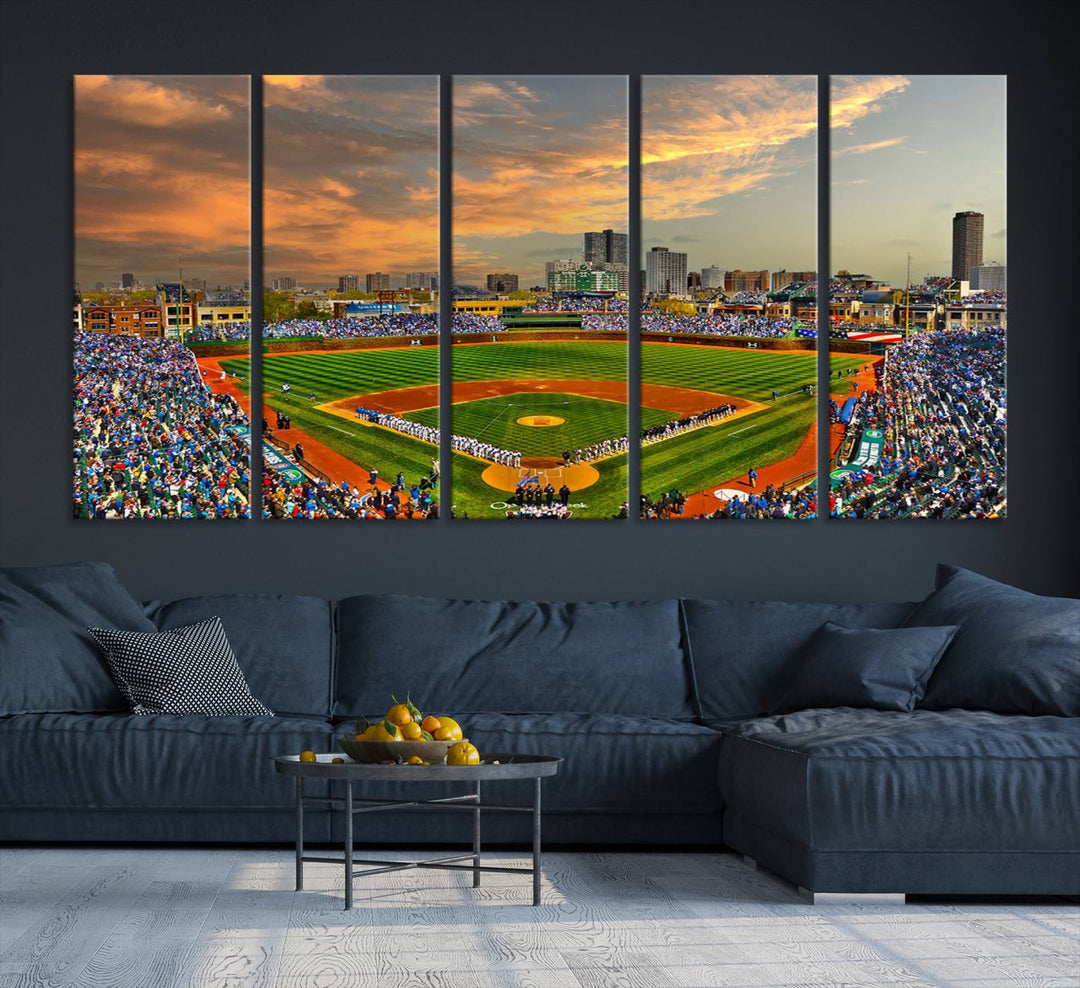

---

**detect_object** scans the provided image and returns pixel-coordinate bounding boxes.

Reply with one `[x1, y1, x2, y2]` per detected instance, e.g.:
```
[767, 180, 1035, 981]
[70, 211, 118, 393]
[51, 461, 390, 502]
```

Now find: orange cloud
[74, 76, 250, 284]
[452, 78, 627, 251]
[832, 136, 907, 156]
[830, 76, 911, 130]
[75, 75, 240, 129]
[263, 76, 439, 281]
[641, 76, 817, 223]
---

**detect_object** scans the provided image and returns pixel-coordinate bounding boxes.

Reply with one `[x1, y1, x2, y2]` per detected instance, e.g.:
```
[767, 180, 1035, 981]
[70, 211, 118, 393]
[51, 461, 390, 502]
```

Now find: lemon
[400, 721, 423, 740]
[446, 741, 480, 766]
[370, 720, 402, 742]
[386, 703, 412, 727]
[433, 716, 463, 741]
[298, 750, 317, 763]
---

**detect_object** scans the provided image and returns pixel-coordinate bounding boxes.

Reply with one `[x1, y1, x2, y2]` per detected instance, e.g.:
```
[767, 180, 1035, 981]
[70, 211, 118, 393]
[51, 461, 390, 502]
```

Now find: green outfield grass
[640, 398, 817, 501]
[220, 341, 867, 519]
[406, 393, 672, 458]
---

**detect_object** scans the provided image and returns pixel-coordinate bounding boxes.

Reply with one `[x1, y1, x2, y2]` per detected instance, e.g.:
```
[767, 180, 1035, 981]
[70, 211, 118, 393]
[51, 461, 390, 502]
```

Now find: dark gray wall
[1, 0, 1076, 604]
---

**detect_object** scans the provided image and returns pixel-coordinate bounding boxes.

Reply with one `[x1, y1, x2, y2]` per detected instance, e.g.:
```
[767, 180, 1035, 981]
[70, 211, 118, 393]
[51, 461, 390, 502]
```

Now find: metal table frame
[277, 755, 560, 909]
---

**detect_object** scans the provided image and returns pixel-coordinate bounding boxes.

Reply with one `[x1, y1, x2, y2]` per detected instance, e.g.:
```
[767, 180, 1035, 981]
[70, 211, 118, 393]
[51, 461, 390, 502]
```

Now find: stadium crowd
[73, 331, 251, 519]
[263, 468, 438, 521]
[579, 312, 799, 338]
[640, 482, 817, 520]
[831, 328, 1006, 519]
[186, 322, 251, 342]
[264, 314, 437, 340]
[524, 296, 629, 313]
[450, 313, 508, 334]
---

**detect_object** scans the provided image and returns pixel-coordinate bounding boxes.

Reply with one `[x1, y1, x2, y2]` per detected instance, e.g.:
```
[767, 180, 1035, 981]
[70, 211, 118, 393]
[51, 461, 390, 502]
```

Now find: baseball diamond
[216, 335, 869, 520]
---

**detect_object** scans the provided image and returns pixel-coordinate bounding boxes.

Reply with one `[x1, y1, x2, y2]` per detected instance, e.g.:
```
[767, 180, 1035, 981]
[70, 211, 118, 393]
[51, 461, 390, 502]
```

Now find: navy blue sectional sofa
[1, 562, 1077, 897]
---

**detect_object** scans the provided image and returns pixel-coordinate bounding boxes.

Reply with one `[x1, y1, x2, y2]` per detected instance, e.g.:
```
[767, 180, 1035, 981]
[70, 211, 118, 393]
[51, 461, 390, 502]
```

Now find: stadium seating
[1, 562, 1076, 896]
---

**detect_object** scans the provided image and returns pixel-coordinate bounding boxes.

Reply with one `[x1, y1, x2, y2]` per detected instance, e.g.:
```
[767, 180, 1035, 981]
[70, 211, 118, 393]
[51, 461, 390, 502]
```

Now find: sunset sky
[642, 75, 817, 277]
[264, 75, 439, 289]
[453, 76, 628, 287]
[832, 75, 1006, 287]
[74, 75, 250, 290]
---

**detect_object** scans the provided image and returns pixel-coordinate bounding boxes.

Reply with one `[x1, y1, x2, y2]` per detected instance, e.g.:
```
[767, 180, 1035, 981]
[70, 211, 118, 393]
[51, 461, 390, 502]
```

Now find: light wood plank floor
[1, 848, 1077, 988]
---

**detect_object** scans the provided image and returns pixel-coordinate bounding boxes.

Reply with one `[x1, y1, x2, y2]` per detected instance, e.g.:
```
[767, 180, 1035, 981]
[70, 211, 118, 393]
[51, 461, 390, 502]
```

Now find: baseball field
[218, 336, 869, 519]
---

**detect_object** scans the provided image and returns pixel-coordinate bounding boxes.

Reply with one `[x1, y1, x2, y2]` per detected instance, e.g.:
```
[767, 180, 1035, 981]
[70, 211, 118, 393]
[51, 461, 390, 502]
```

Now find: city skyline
[74, 75, 250, 289]
[831, 75, 1006, 288]
[453, 76, 628, 286]
[642, 75, 817, 279]
[264, 75, 439, 290]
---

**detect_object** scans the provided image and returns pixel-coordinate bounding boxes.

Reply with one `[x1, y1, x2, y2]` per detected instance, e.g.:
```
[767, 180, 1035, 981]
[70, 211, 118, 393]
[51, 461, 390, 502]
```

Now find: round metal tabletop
[274, 753, 562, 782]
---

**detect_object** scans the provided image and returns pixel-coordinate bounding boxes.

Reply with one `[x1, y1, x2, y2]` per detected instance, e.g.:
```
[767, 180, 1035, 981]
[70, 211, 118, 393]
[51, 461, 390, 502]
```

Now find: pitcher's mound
[516, 415, 565, 427]
[482, 457, 599, 492]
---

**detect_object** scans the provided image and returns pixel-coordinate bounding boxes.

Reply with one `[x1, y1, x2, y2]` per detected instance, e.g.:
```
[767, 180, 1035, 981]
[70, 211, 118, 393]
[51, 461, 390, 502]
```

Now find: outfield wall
[187, 336, 438, 358]
[187, 331, 875, 358]
[454, 330, 824, 351]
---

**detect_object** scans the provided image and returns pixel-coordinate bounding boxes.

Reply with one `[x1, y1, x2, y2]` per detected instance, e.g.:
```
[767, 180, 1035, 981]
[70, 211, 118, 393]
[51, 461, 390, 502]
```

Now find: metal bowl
[337, 736, 460, 765]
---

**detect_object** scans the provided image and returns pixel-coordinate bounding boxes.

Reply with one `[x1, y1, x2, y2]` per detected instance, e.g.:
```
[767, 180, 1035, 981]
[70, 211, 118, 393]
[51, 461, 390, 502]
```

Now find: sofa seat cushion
[681, 599, 917, 724]
[144, 594, 334, 717]
[718, 709, 1080, 853]
[330, 713, 723, 815]
[0, 713, 333, 811]
[336, 595, 693, 720]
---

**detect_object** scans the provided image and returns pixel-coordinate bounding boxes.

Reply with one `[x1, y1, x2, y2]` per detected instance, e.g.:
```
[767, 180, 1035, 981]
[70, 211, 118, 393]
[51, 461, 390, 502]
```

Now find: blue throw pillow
[680, 598, 919, 723]
[906, 565, 1080, 716]
[772, 621, 959, 714]
[0, 562, 156, 715]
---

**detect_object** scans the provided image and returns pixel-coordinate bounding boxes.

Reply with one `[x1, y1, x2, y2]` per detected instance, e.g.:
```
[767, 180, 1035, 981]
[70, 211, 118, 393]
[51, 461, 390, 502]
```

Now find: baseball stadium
[181, 299, 878, 521]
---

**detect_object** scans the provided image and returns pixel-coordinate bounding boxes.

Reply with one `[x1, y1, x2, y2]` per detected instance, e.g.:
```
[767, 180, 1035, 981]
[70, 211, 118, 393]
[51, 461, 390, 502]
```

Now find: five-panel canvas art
[73, 75, 1006, 521]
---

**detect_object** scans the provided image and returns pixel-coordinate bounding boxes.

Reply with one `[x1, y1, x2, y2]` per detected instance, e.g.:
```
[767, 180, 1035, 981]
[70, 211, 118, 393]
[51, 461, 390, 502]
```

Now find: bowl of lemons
[337, 695, 479, 765]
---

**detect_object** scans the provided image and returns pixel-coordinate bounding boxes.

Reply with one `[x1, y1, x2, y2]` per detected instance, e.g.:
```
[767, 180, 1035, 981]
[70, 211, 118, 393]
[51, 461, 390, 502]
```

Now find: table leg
[344, 779, 353, 910]
[472, 780, 481, 888]
[295, 776, 304, 892]
[532, 777, 542, 906]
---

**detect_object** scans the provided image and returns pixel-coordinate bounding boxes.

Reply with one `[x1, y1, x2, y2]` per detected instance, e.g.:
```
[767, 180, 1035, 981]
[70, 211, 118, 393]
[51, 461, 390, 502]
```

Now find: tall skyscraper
[338, 274, 361, 293]
[584, 229, 629, 265]
[486, 273, 519, 293]
[271, 276, 296, 291]
[645, 246, 687, 295]
[952, 211, 984, 282]
[121, 272, 134, 289]
[365, 272, 391, 292]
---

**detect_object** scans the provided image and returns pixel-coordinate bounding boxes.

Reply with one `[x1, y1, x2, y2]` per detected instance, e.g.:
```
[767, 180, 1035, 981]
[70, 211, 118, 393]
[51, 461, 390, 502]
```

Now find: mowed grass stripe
[641, 399, 817, 499]
[229, 343, 865, 408]
[262, 394, 438, 487]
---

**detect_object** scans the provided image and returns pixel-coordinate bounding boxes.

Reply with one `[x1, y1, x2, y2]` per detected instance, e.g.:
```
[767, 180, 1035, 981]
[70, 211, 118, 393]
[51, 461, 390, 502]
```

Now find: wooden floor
[1, 848, 1077, 988]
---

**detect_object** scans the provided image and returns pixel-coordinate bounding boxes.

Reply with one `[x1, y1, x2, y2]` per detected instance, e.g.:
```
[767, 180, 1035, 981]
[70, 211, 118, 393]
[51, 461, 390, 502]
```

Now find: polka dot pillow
[88, 617, 273, 716]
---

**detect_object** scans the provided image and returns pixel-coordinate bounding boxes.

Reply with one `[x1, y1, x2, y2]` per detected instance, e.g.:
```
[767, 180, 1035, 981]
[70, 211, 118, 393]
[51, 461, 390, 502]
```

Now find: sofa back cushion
[681, 598, 917, 724]
[1, 562, 155, 715]
[144, 594, 334, 718]
[335, 595, 691, 720]
[907, 564, 1080, 716]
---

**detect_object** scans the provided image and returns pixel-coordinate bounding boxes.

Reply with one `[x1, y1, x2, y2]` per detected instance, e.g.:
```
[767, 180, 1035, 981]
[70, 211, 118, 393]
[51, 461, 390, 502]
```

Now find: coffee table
[273, 753, 562, 908]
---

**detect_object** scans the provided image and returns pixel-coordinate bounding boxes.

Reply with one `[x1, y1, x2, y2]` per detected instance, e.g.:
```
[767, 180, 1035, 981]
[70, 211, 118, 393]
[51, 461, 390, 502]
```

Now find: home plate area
[481, 457, 600, 492]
